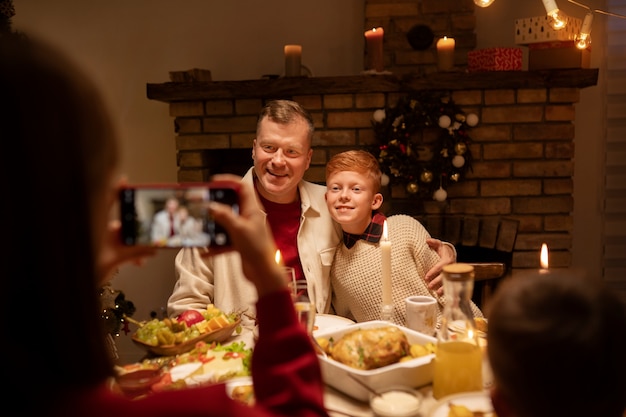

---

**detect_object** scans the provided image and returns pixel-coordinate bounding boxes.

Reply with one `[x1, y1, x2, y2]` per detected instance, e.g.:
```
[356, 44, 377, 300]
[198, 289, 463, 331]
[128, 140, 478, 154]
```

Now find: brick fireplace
[147, 68, 598, 276]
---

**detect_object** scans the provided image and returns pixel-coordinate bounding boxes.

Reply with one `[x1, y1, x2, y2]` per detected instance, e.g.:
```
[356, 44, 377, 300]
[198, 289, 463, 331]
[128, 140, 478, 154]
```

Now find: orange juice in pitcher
[432, 340, 483, 399]
[432, 263, 483, 399]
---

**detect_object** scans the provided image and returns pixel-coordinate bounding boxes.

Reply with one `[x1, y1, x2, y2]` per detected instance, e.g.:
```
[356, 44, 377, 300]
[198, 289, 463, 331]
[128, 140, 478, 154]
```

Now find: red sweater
[53, 291, 328, 417]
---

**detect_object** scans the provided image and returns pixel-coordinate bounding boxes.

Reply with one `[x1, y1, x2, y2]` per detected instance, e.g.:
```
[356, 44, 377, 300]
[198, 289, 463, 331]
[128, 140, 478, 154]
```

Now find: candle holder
[380, 303, 394, 322]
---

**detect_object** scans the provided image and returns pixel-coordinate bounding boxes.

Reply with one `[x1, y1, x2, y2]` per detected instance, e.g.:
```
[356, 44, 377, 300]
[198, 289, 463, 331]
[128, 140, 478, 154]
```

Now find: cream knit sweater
[330, 214, 483, 327]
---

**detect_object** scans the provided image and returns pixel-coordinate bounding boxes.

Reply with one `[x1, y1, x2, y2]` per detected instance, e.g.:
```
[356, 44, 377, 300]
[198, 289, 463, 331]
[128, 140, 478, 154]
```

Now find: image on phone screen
[119, 185, 239, 248]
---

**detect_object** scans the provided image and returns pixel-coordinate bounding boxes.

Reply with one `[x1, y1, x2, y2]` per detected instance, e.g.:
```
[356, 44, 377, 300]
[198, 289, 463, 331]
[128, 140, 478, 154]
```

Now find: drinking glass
[289, 279, 316, 335]
[283, 266, 296, 289]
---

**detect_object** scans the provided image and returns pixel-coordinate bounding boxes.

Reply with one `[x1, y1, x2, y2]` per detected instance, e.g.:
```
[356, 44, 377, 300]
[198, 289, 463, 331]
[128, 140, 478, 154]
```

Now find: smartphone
[119, 180, 240, 249]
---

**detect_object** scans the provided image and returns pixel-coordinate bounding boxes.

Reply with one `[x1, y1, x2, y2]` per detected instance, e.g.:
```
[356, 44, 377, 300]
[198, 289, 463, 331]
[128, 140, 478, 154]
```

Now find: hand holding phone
[119, 181, 240, 249]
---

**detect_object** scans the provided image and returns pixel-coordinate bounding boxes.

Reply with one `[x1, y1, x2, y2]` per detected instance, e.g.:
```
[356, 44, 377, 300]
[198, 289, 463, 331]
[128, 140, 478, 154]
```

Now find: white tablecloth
[223, 321, 493, 417]
[230, 324, 444, 417]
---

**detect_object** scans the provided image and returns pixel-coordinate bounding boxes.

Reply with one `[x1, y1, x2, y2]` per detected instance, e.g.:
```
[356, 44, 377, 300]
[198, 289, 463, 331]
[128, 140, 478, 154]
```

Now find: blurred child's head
[487, 270, 626, 417]
[325, 150, 383, 234]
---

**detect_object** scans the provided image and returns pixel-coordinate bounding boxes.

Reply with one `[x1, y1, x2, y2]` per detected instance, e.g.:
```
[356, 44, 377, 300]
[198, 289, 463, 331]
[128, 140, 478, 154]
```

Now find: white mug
[405, 295, 438, 336]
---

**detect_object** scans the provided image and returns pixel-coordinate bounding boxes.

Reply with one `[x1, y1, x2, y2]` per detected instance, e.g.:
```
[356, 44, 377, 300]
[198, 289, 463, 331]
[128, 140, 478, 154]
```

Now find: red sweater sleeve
[252, 289, 328, 417]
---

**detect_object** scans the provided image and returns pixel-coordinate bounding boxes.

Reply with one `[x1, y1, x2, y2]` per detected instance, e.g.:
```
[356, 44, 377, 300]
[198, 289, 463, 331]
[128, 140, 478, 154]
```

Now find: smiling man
[167, 100, 455, 325]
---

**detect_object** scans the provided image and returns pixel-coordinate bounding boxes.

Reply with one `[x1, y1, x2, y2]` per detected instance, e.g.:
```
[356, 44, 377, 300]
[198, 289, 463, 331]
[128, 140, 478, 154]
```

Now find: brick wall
[149, 0, 598, 273]
[165, 83, 587, 271]
[363, 0, 476, 74]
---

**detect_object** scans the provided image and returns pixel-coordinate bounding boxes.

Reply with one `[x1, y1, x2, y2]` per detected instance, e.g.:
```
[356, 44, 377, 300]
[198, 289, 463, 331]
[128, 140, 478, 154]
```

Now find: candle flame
[382, 220, 389, 241]
[540, 243, 549, 269]
[275, 250, 281, 265]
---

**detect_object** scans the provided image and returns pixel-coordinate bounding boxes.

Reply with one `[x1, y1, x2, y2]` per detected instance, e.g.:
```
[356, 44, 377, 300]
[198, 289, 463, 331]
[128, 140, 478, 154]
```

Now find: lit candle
[381, 220, 392, 305]
[276, 249, 296, 288]
[540, 243, 549, 274]
[436, 36, 455, 71]
[364, 27, 384, 72]
[284, 45, 302, 77]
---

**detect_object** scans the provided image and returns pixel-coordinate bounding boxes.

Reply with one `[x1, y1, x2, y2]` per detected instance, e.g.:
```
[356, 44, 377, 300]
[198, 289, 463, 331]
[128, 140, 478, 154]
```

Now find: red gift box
[467, 48, 522, 72]
[528, 41, 590, 70]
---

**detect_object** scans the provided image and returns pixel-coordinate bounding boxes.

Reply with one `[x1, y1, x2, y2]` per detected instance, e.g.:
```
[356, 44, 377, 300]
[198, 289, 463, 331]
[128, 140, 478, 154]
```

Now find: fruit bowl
[132, 318, 241, 356]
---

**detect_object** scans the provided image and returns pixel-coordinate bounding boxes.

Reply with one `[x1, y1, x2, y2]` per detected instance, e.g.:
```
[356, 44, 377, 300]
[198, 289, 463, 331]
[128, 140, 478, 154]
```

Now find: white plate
[225, 376, 253, 395]
[253, 314, 354, 340]
[313, 314, 354, 335]
[448, 320, 487, 338]
[225, 376, 254, 405]
[428, 391, 494, 417]
[169, 362, 203, 382]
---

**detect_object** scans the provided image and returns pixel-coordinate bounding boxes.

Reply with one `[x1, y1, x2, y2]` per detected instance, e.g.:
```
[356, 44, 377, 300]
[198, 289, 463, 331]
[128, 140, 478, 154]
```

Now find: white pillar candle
[381, 220, 393, 305]
[284, 44, 302, 77]
[364, 27, 384, 72]
[436, 36, 455, 71]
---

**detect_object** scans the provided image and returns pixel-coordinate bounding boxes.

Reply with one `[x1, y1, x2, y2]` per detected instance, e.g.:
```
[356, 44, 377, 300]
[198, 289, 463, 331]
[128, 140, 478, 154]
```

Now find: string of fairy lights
[474, 0, 626, 49]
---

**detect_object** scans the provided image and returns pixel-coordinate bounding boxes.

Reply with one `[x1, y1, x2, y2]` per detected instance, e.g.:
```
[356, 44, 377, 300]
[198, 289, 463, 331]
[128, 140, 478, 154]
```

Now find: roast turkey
[328, 326, 410, 370]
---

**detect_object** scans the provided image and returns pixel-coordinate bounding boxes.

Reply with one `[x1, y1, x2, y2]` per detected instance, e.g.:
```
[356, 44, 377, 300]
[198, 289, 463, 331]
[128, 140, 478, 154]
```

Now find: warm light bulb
[473, 0, 495, 7]
[542, 0, 568, 30]
[575, 12, 593, 49]
[575, 33, 591, 49]
[548, 11, 567, 30]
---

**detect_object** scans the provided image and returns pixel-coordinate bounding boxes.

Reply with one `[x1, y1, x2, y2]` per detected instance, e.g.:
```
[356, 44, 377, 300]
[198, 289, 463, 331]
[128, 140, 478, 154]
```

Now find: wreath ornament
[370, 93, 478, 202]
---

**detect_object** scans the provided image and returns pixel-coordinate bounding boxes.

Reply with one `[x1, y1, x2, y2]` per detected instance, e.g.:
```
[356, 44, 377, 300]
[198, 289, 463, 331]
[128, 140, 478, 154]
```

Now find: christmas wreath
[369, 92, 478, 201]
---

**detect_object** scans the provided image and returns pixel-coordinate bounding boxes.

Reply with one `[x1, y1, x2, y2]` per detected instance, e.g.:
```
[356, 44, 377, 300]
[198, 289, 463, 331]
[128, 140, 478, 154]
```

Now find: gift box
[528, 41, 590, 70]
[515, 15, 582, 45]
[467, 48, 523, 72]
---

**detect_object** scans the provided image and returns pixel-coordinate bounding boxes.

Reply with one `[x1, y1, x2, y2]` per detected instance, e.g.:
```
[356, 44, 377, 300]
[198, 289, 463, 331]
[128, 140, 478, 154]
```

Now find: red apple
[177, 310, 205, 327]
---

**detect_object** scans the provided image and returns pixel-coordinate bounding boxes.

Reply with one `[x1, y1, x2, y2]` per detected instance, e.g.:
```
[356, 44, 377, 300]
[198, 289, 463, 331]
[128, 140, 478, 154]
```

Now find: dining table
[228, 320, 432, 417]
[121, 314, 494, 417]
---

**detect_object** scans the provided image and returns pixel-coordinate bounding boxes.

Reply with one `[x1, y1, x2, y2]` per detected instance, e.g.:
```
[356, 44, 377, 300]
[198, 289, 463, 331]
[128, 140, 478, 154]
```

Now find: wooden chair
[416, 215, 520, 312]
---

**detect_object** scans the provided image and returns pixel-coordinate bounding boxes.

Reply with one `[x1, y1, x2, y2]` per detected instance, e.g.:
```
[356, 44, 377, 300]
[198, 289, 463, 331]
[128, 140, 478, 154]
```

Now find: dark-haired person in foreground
[1, 32, 328, 417]
[486, 270, 626, 417]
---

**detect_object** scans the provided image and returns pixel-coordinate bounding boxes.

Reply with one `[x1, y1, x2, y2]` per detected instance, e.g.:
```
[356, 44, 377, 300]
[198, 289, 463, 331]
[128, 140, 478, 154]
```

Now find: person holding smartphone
[167, 99, 458, 325]
[2, 33, 328, 417]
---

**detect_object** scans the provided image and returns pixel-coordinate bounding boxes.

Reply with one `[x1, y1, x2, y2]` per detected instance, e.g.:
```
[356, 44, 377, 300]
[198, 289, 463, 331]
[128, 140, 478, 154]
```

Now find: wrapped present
[528, 41, 590, 70]
[467, 48, 523, 72]
[515, 15, 582, 45]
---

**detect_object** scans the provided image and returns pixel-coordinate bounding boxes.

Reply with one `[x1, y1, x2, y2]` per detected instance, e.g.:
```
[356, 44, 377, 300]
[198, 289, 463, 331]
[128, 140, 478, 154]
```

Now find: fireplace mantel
[147, 69, 599, 102]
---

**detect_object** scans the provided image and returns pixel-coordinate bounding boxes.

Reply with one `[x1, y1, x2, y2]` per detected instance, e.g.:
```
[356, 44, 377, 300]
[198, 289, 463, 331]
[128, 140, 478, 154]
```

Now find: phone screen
[119, 183, 239, 248]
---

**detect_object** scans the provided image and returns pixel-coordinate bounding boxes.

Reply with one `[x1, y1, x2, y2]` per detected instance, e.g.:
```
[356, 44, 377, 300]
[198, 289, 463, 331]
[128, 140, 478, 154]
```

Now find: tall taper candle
[381, 220, 392, 305]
